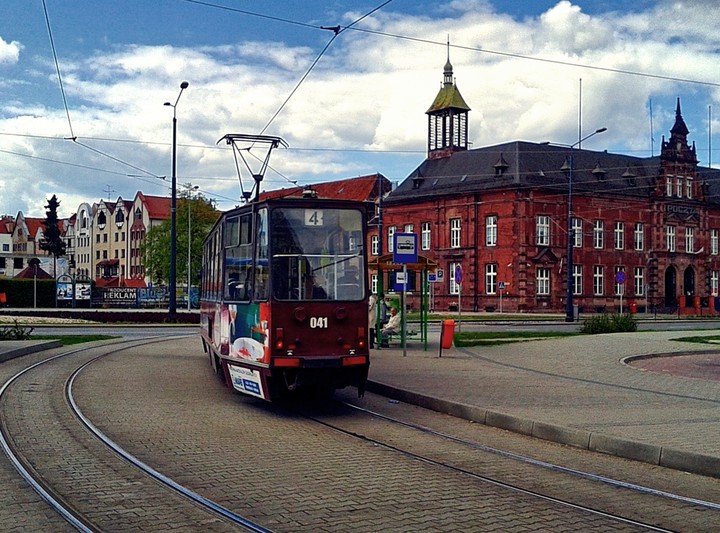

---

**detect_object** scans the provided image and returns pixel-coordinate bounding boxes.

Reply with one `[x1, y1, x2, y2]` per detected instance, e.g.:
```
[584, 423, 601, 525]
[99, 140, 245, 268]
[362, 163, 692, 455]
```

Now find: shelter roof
[368, 253, 439, 271]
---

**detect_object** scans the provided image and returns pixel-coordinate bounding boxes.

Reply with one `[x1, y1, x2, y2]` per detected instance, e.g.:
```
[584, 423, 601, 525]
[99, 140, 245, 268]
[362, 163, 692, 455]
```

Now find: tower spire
[426, 46, 471, 159]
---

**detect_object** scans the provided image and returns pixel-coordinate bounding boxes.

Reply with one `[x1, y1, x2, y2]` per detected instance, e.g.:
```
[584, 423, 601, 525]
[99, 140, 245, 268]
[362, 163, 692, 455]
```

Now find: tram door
[664, 266, 677, 307]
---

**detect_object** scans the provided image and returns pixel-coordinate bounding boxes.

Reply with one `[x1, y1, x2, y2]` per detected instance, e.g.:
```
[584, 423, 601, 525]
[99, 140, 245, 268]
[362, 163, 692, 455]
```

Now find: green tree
[141, 187, 219, 286]
[39, 194, 67, 276]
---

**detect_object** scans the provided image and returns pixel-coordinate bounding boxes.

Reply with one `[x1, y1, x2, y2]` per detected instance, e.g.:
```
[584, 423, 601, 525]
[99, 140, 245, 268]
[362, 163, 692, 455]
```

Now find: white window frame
[421, 222, 431, 251]
[485, 263, 497, 294]
[712, 229, 719, 255]
[666, 176, 673, 197]
[449, 261, 461, 295]
[712, 270, 719, 297]
[387, 226, 396, 253]
[634, 223, 644, 251]
[685, 227, 694, 253]
[614, 221, 624, 250]
[486, 216, 498, 247]
[536, 215, 550, 246]
[572, 217, 582, 248]
[634, 267, 644, 296]
[614, 266, 625, 296]
[371, 235, 379, 256]
[450, 218, 461, 249]
[676, 176, 683, 198]
[572, 264, 582, 295]
[593, 220, 604, 249]
[666, 225, 676, 252]
[593, 265, 604, 296]
[536, 267, 550, 295]
[686, 177, 693, 199]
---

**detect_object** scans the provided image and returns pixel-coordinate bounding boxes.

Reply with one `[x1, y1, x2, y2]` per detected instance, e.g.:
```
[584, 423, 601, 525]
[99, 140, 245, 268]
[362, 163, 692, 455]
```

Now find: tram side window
[254, 208, 269, 300]
[224, 214, 252, 301]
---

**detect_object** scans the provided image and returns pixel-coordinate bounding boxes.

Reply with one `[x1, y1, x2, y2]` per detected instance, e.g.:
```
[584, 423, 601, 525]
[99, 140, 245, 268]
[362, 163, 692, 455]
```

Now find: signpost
[393, 233, 417, 357]
[455, 264, 462, 331]
[616, 270, 626, 313]
[498, 281, 506, 313]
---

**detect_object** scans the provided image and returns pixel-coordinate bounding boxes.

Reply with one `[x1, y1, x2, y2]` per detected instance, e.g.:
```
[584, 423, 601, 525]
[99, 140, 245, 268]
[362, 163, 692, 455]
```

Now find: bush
[581, 313, 637, 334]
[0, 320, 34, 340]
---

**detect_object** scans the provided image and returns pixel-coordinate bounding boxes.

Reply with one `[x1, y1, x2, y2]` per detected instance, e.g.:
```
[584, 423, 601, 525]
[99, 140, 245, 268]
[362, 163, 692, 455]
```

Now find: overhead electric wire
[41, 0, 75, 140]
[16, 0, 720, 210]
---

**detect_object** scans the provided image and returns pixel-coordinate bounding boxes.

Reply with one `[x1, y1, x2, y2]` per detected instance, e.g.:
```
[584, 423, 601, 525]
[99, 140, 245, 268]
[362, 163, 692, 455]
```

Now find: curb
[0, 340, 63, 363]
[366, 379, 720, 479]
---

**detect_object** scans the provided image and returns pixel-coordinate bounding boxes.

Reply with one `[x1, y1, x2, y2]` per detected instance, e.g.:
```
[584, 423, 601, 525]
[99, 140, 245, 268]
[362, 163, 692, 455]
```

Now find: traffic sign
[455, 264, 462, 284]
[393, 233, 418, 264]
[615, 271, 626, 284]
[498, 281, 505, 290]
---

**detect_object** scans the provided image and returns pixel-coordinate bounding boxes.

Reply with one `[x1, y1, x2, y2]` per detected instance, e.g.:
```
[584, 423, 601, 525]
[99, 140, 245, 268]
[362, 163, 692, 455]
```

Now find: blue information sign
[393, 233, 418, 264]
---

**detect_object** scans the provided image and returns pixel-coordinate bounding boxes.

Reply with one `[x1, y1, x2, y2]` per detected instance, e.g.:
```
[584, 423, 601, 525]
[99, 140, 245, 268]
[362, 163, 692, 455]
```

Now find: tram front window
[271, 207, 364, 301]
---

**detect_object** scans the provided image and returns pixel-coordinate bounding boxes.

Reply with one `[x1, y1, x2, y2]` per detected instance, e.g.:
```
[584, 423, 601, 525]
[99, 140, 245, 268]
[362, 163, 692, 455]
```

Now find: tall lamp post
[164, 81, 189, 319]
[564, 127, 607, 322]
[186, 184, 199, 311]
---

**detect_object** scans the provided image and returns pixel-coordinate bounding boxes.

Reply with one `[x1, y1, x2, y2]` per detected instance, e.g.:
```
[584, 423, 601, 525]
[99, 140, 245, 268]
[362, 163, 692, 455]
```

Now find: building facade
[375, 59, 720, 315]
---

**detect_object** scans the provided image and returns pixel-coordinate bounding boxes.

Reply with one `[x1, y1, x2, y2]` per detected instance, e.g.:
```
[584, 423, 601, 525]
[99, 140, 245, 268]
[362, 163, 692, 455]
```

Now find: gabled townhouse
[0, 215, 14, 277]
[92, 197, 134, 285]
[73, 203, 93, 279]
[128, 192, 170, 286]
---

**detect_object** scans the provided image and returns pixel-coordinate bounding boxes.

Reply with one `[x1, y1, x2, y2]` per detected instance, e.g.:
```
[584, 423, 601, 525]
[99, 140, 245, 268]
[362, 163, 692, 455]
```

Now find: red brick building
[374, 59, 720, 315]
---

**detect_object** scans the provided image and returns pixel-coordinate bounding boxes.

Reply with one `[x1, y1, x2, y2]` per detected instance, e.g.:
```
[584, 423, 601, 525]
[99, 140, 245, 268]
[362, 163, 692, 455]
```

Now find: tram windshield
[271, 207, 365, 301]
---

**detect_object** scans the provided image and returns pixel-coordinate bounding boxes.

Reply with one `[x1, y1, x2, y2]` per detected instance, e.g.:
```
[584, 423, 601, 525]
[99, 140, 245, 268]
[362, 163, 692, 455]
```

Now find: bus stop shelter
[368, 253, 438, 351]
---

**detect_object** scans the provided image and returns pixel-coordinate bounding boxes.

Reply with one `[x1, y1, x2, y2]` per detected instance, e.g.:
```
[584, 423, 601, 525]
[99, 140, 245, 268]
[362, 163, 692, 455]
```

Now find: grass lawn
[31, 334, 119, 346]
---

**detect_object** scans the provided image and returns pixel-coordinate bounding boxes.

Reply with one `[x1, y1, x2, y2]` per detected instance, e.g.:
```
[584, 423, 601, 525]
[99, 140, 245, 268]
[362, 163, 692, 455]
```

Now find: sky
[0, 0, 718, 217]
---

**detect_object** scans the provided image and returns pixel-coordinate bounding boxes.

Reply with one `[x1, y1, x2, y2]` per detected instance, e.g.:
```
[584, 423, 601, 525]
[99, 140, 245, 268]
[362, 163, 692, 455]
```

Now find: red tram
[199, 197, 370, 401]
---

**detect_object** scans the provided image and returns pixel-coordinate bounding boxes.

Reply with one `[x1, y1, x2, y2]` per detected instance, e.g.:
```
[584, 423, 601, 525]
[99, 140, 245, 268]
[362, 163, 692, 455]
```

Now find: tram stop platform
[366, 328, 720, 479]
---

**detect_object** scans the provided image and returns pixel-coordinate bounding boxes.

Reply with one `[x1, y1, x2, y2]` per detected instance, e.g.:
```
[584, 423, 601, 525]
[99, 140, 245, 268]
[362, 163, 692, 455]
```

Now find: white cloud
[0, 36, 21, 65]
[0, 1, 718, 217]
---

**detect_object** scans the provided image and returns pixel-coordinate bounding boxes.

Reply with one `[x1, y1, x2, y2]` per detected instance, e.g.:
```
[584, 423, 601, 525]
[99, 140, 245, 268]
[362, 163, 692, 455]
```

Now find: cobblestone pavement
[70, 338, 677, 531]
[370, 330, 720, 469]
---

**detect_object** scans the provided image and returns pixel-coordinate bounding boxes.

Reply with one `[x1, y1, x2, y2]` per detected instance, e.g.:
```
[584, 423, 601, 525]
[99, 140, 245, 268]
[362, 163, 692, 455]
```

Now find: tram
[199, 196, 370, 401]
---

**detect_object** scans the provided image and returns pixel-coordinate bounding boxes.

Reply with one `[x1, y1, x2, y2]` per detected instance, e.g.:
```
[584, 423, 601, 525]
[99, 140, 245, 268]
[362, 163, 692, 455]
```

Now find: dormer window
[622, 167, 636, 187]
[494, 154, 509, 175]
[592, 163, 606, 181]
[115, 210, 125, 227]
[97, 211, 106, 230]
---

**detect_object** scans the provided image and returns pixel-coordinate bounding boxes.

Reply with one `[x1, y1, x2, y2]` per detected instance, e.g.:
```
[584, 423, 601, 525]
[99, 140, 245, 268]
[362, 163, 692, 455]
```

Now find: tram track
[293, 391, 720, 532]
[4, 334, 720, 531]
[0, 337, 271, 532]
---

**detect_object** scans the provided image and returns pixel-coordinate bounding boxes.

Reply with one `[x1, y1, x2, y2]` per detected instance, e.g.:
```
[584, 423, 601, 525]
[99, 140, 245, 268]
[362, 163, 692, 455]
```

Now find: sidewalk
[367, 330, 720, 478]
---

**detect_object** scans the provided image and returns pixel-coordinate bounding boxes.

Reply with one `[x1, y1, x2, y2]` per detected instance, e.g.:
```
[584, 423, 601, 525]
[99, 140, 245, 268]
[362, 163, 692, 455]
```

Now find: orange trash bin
[441, 319, 455, 349]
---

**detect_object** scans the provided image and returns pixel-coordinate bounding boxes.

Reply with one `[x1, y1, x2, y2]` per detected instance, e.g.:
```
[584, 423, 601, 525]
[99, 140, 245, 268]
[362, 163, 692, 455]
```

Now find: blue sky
[0, 0, 718, 216]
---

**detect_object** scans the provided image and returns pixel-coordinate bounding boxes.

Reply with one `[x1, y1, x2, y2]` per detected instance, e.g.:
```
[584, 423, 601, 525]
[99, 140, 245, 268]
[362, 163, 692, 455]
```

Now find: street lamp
[164, 80, 189, 319]
[186, 184, 199, 311]
[563, 127, 607, 322]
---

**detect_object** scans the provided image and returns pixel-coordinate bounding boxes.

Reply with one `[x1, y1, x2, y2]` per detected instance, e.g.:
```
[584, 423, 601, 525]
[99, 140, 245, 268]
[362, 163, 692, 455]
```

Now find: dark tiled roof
[386, 140, 720, 206]
[261, 174, 391, 202]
